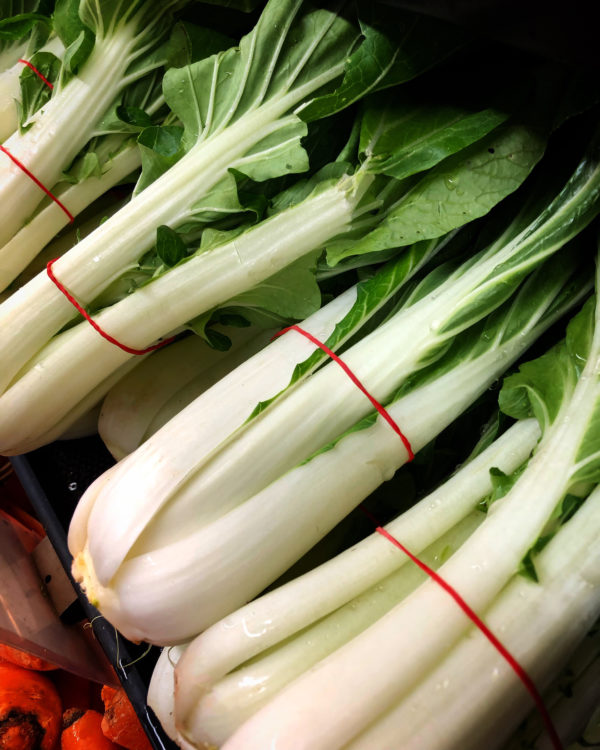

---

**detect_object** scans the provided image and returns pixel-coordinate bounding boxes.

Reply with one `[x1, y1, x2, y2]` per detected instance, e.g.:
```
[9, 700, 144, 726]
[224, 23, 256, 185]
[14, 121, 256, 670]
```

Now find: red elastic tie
[360, 505, 563, 750]
[274, 324, 414, 460]
[0, 145, 74, 222]
[46, 258, 176, 356]
[18, 58, 54, 89]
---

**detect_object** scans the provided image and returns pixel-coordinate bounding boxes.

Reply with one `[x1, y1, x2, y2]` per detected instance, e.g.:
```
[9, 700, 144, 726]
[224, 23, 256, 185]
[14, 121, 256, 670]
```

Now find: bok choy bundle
[188, 272, 600, 750]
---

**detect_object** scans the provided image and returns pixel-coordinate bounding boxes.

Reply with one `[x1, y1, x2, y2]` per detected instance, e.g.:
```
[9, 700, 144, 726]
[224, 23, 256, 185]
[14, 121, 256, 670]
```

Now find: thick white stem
[0, 64, 21, 143]
[182, 513, 484, 747]
[147, 645, 188, 743]
[98, 328, 273, 460]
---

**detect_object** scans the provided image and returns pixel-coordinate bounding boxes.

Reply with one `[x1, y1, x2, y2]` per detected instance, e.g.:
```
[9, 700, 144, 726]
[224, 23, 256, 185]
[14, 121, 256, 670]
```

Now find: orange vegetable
[0, 661, 62, 750]
[0, 644, 57, 671]
[100, 686, 152, 750]
[61, 709, 120, 750]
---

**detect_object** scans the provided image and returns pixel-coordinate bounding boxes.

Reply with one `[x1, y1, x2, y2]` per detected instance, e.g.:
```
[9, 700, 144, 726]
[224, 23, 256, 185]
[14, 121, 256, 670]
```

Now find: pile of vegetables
[0, 642, 153, 750]
[2, 0, 600, 747]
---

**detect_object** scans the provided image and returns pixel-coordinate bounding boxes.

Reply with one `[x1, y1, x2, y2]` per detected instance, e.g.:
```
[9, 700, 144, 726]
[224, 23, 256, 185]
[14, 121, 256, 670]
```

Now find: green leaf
[572, 391, 600, 485]
[499, 298, 593, 432]
[327, 123, 546, 265]
[61, 151, 102, 183]
[165, 21, 233, 70]
[0, 13, 50, 40]
[478, 465, 525, 512]
[185, 308, 251, 351]
[231, 116, 309, 182]
[360, 98, 509, 180]
[394, 253, 590, 406]
[62, 27, 94, 74]
[156, 225, 188, 267]
[269, 161, 352, 215]
[518, 492, 586, 581]
[53, 0, 95, 74]
[198, 224, 249, 254]
[300, 6, 461, 123]
[227, 252, 321, 322]
[161, 0, 357, 151]
[18, 50, 60, 129]
[518, 552, 539, 583]
[53, 0, 86, 44]
[136, 125, 184, 193]
[116, 104, 153, 128]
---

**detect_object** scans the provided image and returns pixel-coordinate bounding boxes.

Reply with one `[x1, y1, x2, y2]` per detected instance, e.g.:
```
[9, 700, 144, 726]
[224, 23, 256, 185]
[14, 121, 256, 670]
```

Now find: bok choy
[67, 150, 596, 641]
[207, 275, 600, 750]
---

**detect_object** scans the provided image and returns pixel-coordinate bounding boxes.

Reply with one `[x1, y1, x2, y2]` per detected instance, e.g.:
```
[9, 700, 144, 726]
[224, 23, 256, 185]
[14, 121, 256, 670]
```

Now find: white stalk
[0, 35, 65, 143]
[0, 174, 126, 302]
[0, 63, 23, 142]
[67, 284, 358, 573]
[173, 419, 539, 738]
[0, 136, 140, 292]
[0, 65, 345, 393]
[74, 318, 545, 645]
[147, 645, 189, 744]
[0, 177, 360, 455]
[14, 353, 146, 452]
[99, 327, 275, 460]
[537, 665, 600, 750]
[0, 25, 144, 246]
[179, 513, 485, 747]
[0, 40, 27, 76]
[56, 401, 102, 440]
[217, 306, 600, 750]
[344, 487, 600, 750]
[504, 629, 600, 750]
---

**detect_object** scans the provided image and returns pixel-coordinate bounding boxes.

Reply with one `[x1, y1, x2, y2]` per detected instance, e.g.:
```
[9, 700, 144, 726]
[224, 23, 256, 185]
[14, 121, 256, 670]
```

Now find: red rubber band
[0, 145, 74, 222]
[46, 258, 176, 355]
[274, 324, 414, 460]
[360, 505, 563, 750]
[18, 58, 54, 89]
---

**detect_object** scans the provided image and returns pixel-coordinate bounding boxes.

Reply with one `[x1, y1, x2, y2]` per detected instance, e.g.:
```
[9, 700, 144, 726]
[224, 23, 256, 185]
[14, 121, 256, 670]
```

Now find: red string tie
[46, 258, 176, 355]
[273, 324, 414, 460]
[18, 58, 54, 89]
[0, 145, 74, 222]
[359, 511, 562, 748]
